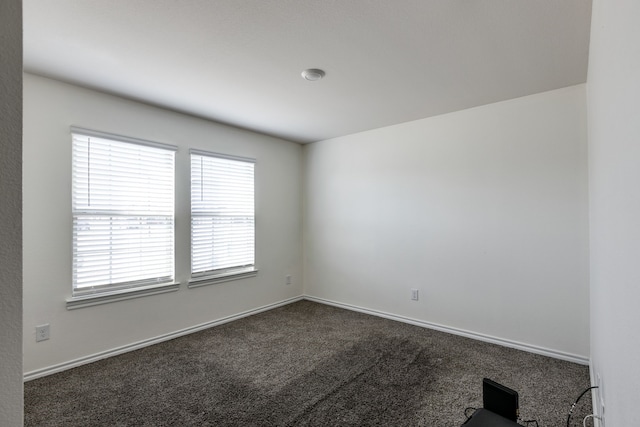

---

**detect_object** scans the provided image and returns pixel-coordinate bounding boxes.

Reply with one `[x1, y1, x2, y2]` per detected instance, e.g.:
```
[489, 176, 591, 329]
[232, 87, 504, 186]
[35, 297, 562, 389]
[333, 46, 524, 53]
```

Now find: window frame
[188, 149, 257, 288]
[67, 127, 178, 308]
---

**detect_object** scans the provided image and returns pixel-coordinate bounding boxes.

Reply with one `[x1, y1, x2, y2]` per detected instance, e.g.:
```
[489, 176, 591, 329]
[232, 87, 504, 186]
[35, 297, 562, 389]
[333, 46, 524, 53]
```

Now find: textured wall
[304, 85, 589, 361]
[0, 0, 24, 425]
[588, 0, 640, 425]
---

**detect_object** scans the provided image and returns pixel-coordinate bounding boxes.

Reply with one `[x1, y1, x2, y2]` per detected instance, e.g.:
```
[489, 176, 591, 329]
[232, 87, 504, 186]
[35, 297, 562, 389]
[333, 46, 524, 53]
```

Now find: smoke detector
[301, 68, 325, 81]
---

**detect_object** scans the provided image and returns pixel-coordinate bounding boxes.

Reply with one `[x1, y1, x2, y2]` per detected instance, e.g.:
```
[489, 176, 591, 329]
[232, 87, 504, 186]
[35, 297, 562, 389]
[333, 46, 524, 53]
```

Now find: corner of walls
[587, 0, 640, 425]
[303, 85, 590, 361]
[22, 73, 304, 375]
[301, 142, 316, 296]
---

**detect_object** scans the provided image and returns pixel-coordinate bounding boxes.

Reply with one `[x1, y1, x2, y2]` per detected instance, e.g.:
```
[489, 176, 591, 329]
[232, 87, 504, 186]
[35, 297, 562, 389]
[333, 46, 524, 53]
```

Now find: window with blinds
[190, 150, 255, 280]
[72, 128, 176, 296]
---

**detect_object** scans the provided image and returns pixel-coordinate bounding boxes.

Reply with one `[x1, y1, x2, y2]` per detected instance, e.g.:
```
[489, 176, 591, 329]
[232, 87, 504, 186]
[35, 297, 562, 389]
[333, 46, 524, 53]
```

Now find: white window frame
[189, 149, 257, 288]
[67, 127, 178, 309]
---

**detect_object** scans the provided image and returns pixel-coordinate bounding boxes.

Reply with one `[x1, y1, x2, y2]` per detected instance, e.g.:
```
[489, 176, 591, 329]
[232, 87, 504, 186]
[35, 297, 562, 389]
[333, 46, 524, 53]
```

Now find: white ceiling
[23, 1, 592, 144]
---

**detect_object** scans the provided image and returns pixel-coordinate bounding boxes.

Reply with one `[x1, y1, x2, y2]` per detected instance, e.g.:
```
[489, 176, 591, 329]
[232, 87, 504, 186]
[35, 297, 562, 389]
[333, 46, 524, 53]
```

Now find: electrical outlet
[411, 288, 419, 301]
[36, 324, 50, 342]
[286, 275, 292, 285]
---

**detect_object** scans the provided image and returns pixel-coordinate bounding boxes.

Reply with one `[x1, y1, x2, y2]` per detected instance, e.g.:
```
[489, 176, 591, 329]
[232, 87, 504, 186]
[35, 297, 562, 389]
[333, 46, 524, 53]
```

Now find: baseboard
[24, 293, 588, 381]
[304, 295, 590, 365]
[23, 296, 304, 382]
[589, 363, 604, 427]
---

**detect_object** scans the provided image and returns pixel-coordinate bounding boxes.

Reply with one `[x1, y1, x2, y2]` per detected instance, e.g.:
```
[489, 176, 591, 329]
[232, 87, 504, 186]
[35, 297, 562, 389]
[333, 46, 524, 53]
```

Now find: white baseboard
[24, 293, 589, 381]
[304, 295, 590, 365]
[589, 363, 604, 427]
[23, 296, 304, 382]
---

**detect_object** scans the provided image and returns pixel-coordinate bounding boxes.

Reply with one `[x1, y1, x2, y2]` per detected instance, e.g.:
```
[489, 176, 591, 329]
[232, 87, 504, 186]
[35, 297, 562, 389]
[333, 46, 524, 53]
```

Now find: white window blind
[190, 151, 255, 278]
[72, 129, 176, 296]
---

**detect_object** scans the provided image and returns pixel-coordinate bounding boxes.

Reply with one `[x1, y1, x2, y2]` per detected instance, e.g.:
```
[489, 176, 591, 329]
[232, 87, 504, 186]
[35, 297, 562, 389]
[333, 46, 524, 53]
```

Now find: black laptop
[462, 408, 521, 427]
[461, 379, 521, 426]
[482, 378, 519, 421]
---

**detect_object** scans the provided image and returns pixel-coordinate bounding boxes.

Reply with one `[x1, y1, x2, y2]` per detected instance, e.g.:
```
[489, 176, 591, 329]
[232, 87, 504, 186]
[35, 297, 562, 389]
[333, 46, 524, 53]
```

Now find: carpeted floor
[24, 301, 592, 426]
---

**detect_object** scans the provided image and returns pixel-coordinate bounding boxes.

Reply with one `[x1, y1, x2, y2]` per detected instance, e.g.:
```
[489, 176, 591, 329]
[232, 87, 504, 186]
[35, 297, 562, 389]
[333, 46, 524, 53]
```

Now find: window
[71, 128, 176, 297]
[190, 150, 256, 284]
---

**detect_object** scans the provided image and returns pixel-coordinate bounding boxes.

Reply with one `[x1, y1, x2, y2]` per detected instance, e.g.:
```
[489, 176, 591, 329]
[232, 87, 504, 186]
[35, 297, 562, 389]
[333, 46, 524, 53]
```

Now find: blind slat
[191, 153, 255, 275]
[72, 132, 175, 294]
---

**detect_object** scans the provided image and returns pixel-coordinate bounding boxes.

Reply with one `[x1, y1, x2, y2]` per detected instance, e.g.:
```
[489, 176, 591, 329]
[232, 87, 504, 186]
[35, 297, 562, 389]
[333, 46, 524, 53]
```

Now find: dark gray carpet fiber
[24, 301, 592, 426]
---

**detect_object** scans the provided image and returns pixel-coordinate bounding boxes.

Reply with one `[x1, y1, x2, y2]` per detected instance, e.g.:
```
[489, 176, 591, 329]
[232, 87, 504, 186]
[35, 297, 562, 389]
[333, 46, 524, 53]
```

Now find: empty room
[1, 0, 639, 426]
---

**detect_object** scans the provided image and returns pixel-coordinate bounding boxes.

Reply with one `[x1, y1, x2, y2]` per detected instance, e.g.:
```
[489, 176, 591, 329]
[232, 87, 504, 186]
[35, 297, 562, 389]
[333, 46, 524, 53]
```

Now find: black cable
[464, 407, 477, 420]
[521, 420, 539, 427]
[567, 386, 598, 427]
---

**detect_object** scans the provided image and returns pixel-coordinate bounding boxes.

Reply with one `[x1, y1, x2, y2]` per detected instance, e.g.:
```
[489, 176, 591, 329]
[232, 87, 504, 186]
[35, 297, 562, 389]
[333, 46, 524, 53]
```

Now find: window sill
[66, 282, 180, 310]
[188, 268, 258, 289]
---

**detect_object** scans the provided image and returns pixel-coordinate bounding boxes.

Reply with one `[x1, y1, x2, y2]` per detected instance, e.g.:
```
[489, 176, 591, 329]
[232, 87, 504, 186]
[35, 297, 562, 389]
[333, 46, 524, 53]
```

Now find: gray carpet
[24, 301, 592, 426]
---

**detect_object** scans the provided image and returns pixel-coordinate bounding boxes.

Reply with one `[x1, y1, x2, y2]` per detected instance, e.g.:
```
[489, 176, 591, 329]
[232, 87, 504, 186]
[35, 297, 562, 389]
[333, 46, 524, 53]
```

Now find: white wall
[0, 0, 23, 424]
[23, 74, 303, 375]
[587, 0, 640, 425]
[304, 85, 589, 360]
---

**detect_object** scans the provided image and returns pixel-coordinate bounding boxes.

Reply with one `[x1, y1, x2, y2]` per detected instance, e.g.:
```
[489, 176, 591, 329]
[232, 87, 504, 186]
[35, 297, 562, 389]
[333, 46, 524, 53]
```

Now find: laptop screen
[482, 378, 519, 421]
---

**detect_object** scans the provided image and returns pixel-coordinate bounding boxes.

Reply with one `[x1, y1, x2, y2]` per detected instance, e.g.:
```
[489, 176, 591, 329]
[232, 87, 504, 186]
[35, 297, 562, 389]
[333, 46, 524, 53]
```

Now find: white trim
[303, 295, 590, 366]
[66, 282, 180, 310]
[29, 294, 588, 381]
[188, 268, 258, 289]
[589, 363, 603, 427]
[189, 148, 255, 163]
[71, 126, 178, 151]
[25, 296, 303, 381]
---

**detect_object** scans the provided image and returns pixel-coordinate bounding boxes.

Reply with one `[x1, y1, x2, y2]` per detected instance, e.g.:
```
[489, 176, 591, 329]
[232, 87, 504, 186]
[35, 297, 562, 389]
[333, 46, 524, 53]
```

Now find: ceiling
[23, 1, 592, 144]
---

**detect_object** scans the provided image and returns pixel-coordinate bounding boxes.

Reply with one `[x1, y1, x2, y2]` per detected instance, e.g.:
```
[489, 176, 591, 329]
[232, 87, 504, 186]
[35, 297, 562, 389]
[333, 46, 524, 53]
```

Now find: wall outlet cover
[36, 324, 50, 342]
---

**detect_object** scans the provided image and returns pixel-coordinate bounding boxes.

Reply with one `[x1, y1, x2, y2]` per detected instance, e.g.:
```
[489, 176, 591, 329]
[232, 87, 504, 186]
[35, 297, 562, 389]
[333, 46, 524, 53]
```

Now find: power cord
[567, 386, 598, 427]
[464, 407, 477, 421]
[583, 414, 600, 427]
